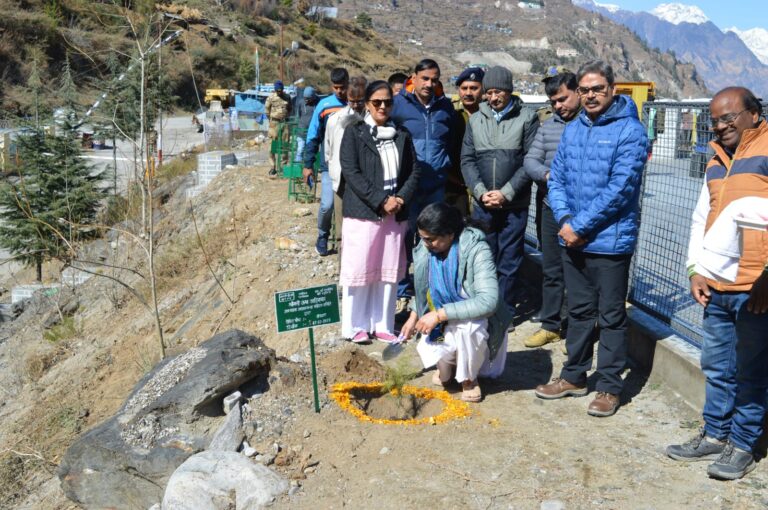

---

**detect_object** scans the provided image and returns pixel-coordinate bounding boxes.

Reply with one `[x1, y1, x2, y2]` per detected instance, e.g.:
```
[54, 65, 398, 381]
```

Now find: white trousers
[416, 319, 508, 383]
[341, 282, 396, 338]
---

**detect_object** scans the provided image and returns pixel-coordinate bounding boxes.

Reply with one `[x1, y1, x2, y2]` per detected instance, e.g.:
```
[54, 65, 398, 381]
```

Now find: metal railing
[522, 100, 766, 348]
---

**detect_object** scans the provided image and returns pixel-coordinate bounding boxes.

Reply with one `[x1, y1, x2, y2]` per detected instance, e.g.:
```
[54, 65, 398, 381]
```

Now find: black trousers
[560, 249, 632, 395]
[539, 204, 567, 334]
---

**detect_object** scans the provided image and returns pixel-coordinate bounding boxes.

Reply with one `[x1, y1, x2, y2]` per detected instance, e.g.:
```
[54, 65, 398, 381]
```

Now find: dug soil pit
[319, 346, 387, 384]
[349, 388, 444, 421]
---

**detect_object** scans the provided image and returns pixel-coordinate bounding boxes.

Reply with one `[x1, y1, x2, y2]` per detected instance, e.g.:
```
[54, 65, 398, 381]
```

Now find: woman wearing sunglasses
[338, 80, 420, 343]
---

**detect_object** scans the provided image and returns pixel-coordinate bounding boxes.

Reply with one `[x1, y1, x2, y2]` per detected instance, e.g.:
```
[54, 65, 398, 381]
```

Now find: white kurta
[416, 318, 508, 383]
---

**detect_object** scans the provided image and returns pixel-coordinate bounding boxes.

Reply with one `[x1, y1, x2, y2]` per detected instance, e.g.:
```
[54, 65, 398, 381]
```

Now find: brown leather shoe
[534, 377, 588, 399]
[587, 392, 620, 417]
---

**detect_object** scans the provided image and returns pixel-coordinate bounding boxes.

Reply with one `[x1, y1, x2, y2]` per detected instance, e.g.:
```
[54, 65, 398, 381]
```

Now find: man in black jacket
[461, 66, 539, 318]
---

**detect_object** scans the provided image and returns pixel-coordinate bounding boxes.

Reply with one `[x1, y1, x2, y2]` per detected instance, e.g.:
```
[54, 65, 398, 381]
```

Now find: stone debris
[208, 403, 244, 452]
[223, 391, 242, 414]
[122, 347, 207, 420]
[274, 237, 300, 251]
[292, 207, 312, 217]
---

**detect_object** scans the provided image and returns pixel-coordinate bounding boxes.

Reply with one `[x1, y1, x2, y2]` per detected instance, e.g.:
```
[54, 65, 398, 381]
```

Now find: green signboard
[274, 284, 340, 333]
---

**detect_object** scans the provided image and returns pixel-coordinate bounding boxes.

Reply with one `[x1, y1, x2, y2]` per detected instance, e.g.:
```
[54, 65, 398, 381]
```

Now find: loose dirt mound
[319, 347, 387, 384]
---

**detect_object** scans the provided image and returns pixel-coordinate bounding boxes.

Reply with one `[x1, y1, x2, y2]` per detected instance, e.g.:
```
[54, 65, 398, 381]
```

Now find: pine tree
[0, 126, 106, 281]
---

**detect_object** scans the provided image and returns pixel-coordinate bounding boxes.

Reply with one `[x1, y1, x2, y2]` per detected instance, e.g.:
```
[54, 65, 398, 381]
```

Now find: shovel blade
[381, 341, 406, 361]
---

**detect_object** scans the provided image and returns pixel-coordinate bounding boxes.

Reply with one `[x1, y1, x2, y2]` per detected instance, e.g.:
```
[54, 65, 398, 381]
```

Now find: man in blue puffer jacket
[390, 58, 461, 304]
[535, 61, 648, 418]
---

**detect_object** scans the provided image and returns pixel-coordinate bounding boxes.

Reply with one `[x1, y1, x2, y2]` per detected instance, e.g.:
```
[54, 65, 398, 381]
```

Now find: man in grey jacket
[523, 67, 581, 348]
[461, 66, 539, 317]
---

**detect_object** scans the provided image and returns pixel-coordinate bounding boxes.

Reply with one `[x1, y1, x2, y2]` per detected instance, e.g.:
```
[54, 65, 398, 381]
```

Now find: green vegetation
[43, 315, 79, 343]
[381, 357, 421, 396]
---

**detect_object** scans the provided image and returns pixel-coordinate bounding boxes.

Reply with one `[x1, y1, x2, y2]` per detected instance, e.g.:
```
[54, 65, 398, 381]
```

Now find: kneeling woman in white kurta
[401, 203, 513, 402]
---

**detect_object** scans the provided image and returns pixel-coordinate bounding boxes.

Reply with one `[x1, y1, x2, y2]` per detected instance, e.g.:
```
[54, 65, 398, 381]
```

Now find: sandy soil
[1, 149, 766, 509]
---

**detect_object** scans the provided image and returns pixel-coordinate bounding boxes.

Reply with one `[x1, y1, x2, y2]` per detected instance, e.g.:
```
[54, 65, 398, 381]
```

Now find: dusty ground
[1, 149, 767, 509]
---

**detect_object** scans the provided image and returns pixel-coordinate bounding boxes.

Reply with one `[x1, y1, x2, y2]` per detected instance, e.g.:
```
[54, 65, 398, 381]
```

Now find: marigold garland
[330, 382, 472, 425]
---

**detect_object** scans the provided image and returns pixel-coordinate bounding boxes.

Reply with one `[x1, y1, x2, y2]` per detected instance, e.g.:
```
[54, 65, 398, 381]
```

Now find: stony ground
[1, 146, 766, 509]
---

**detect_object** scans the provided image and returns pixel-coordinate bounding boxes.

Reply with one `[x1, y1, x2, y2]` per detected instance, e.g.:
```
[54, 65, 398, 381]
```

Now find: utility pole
[157, 15, 163, 168]
[279, 24, 285, 83]
[255, 47, 260, 91]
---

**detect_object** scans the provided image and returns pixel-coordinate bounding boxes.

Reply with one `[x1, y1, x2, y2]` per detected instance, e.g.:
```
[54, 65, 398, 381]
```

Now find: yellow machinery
[204, 88, 233, 108]
[615, 82, 656, 120]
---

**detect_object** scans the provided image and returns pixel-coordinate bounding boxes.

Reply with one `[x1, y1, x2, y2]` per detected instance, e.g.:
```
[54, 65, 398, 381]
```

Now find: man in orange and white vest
[666, 86, 768, 481]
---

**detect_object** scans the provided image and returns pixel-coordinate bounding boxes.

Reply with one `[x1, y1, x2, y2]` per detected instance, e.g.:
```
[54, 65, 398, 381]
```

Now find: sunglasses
[577, 84, 609, 96]
[369, 99, 393, 109]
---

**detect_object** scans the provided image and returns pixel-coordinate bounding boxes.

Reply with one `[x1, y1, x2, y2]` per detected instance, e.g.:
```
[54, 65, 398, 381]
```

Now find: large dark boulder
[58, 330, 274, 509]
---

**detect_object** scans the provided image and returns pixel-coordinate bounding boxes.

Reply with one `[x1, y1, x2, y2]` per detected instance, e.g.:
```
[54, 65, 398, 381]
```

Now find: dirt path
[268, 321, 768, 510]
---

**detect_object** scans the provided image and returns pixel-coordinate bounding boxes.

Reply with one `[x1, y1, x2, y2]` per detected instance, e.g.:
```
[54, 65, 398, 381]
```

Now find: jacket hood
[578, 94, 638, 127]
[478, 95, 522, 120]
[459, 226, 487, 251]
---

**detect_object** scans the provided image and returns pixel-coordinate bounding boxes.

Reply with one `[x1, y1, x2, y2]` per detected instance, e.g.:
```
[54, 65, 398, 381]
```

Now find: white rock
[223, 391, 242, 414]
[162, 451, 288, 510]
[541, 500, 566, 510]
[379, 447, 389, 455]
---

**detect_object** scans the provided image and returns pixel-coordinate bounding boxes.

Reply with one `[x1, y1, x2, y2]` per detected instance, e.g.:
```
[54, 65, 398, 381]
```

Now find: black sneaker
[707, 442, 756, 480]
[666, 429, 725, 462]
[315, 236, 329, 256]
[269, 168, 277, 177]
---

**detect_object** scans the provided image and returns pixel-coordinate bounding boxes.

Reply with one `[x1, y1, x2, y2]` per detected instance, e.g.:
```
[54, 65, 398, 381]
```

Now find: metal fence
[522, 99, 766, 348]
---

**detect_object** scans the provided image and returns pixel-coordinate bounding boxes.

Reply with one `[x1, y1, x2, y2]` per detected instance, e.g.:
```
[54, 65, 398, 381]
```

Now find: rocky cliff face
[336, 0, 709, 98]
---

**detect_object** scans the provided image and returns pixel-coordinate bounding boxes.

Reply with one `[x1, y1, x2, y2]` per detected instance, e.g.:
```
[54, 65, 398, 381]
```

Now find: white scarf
[365, 114, 399, 191]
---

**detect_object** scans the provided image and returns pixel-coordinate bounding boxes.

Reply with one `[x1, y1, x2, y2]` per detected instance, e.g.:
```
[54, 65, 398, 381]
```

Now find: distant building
[518, 0, 543, 9]
[308, 6, 338, 18]
[556, 47, 579, 58]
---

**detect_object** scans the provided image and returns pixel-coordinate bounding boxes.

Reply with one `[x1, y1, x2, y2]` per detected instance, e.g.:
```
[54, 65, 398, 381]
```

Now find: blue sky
[602, 1, 765, 31]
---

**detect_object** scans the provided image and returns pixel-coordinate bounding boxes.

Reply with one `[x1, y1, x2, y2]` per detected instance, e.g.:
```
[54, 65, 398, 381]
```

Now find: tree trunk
[36, 259, 42, 282]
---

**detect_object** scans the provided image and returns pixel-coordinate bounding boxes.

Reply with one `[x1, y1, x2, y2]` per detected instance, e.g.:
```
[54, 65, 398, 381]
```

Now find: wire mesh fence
[521, 99, 766, 348]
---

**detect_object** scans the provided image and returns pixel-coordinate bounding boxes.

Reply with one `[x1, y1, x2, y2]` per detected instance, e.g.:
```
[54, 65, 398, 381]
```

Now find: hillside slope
[336, 0, 709, 98]
[0, 0, 411, 118]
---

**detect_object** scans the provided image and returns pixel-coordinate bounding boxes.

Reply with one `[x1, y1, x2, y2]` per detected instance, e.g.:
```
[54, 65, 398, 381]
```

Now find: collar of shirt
[492, 99, 515, 122]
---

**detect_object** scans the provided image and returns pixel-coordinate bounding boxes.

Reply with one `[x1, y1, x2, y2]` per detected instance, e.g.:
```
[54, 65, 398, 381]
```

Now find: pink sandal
[351, 331, 370, 344]
[374, 331, 398, 344]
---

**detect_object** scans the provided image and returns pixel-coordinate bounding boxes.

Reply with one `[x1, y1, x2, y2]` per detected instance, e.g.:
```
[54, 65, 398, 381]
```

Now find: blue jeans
[471, 205, 528, 316]
[701, 290, 768, 452]
[397, 186, 446, 299]
[317, 170, 334, 239]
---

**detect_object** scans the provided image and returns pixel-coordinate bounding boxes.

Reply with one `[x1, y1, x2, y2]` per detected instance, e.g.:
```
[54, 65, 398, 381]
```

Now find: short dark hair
[416, 203, 464, 237]
[576, 60, 615, 86]
[364, 80, 392, 102]
[388, 72, 408, 86]
[414, 59, 440, 76]
[543, 72, 578, 97]
[713, 86, 763, 117]
[330, 67, 349, 85]
[348, 76, 368, 96]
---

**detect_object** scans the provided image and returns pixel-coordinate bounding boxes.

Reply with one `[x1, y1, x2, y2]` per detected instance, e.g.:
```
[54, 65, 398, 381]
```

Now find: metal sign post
[275, 284, 340, 413]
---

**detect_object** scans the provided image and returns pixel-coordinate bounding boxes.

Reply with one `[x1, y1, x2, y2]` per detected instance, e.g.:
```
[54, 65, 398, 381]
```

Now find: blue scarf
[426, 239, 465, 342]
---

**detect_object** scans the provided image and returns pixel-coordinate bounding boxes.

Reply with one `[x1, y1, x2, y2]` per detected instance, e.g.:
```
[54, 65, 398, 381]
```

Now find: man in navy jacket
[534, 61, 648, 418]
[390, 59, 460, 304]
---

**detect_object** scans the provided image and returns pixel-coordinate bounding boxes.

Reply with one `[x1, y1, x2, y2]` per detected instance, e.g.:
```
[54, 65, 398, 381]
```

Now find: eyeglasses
[368, 99, 393, 109]
[347, 99, 365, 106]
[577, 84, 609, 96]
[709, 109, 747, 129]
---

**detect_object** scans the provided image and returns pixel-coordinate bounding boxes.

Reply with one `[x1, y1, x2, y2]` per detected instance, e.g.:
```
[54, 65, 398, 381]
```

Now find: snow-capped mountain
[571, 0, 768, 97]
[727, 27, 768, 65]
[649, 3, 709, 25]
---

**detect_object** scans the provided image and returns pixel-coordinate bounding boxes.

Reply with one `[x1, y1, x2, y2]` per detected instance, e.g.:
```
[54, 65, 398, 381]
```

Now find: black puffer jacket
[339, 120, 420, 222]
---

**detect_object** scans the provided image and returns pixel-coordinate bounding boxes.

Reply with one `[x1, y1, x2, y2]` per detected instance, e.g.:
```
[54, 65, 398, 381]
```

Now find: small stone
[288, 486, 301, 496]
[289, 480, 300, 488]
[303, 466, 316, 474]
[351, 452, 357, 458]
[292, 207, 312, 217]
[303, 430, 311, 439]
[223, 391, 242, 414]
[541, 500, 565, 510]
[289, 353, 303, 363]
[379, 447, 389, 455]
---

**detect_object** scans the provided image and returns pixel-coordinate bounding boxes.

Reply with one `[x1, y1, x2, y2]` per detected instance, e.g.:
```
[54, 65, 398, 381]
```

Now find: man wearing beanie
[265, 80, 292, 176]
[448, 66, 485, 216]
[461, 65, 539, 319]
